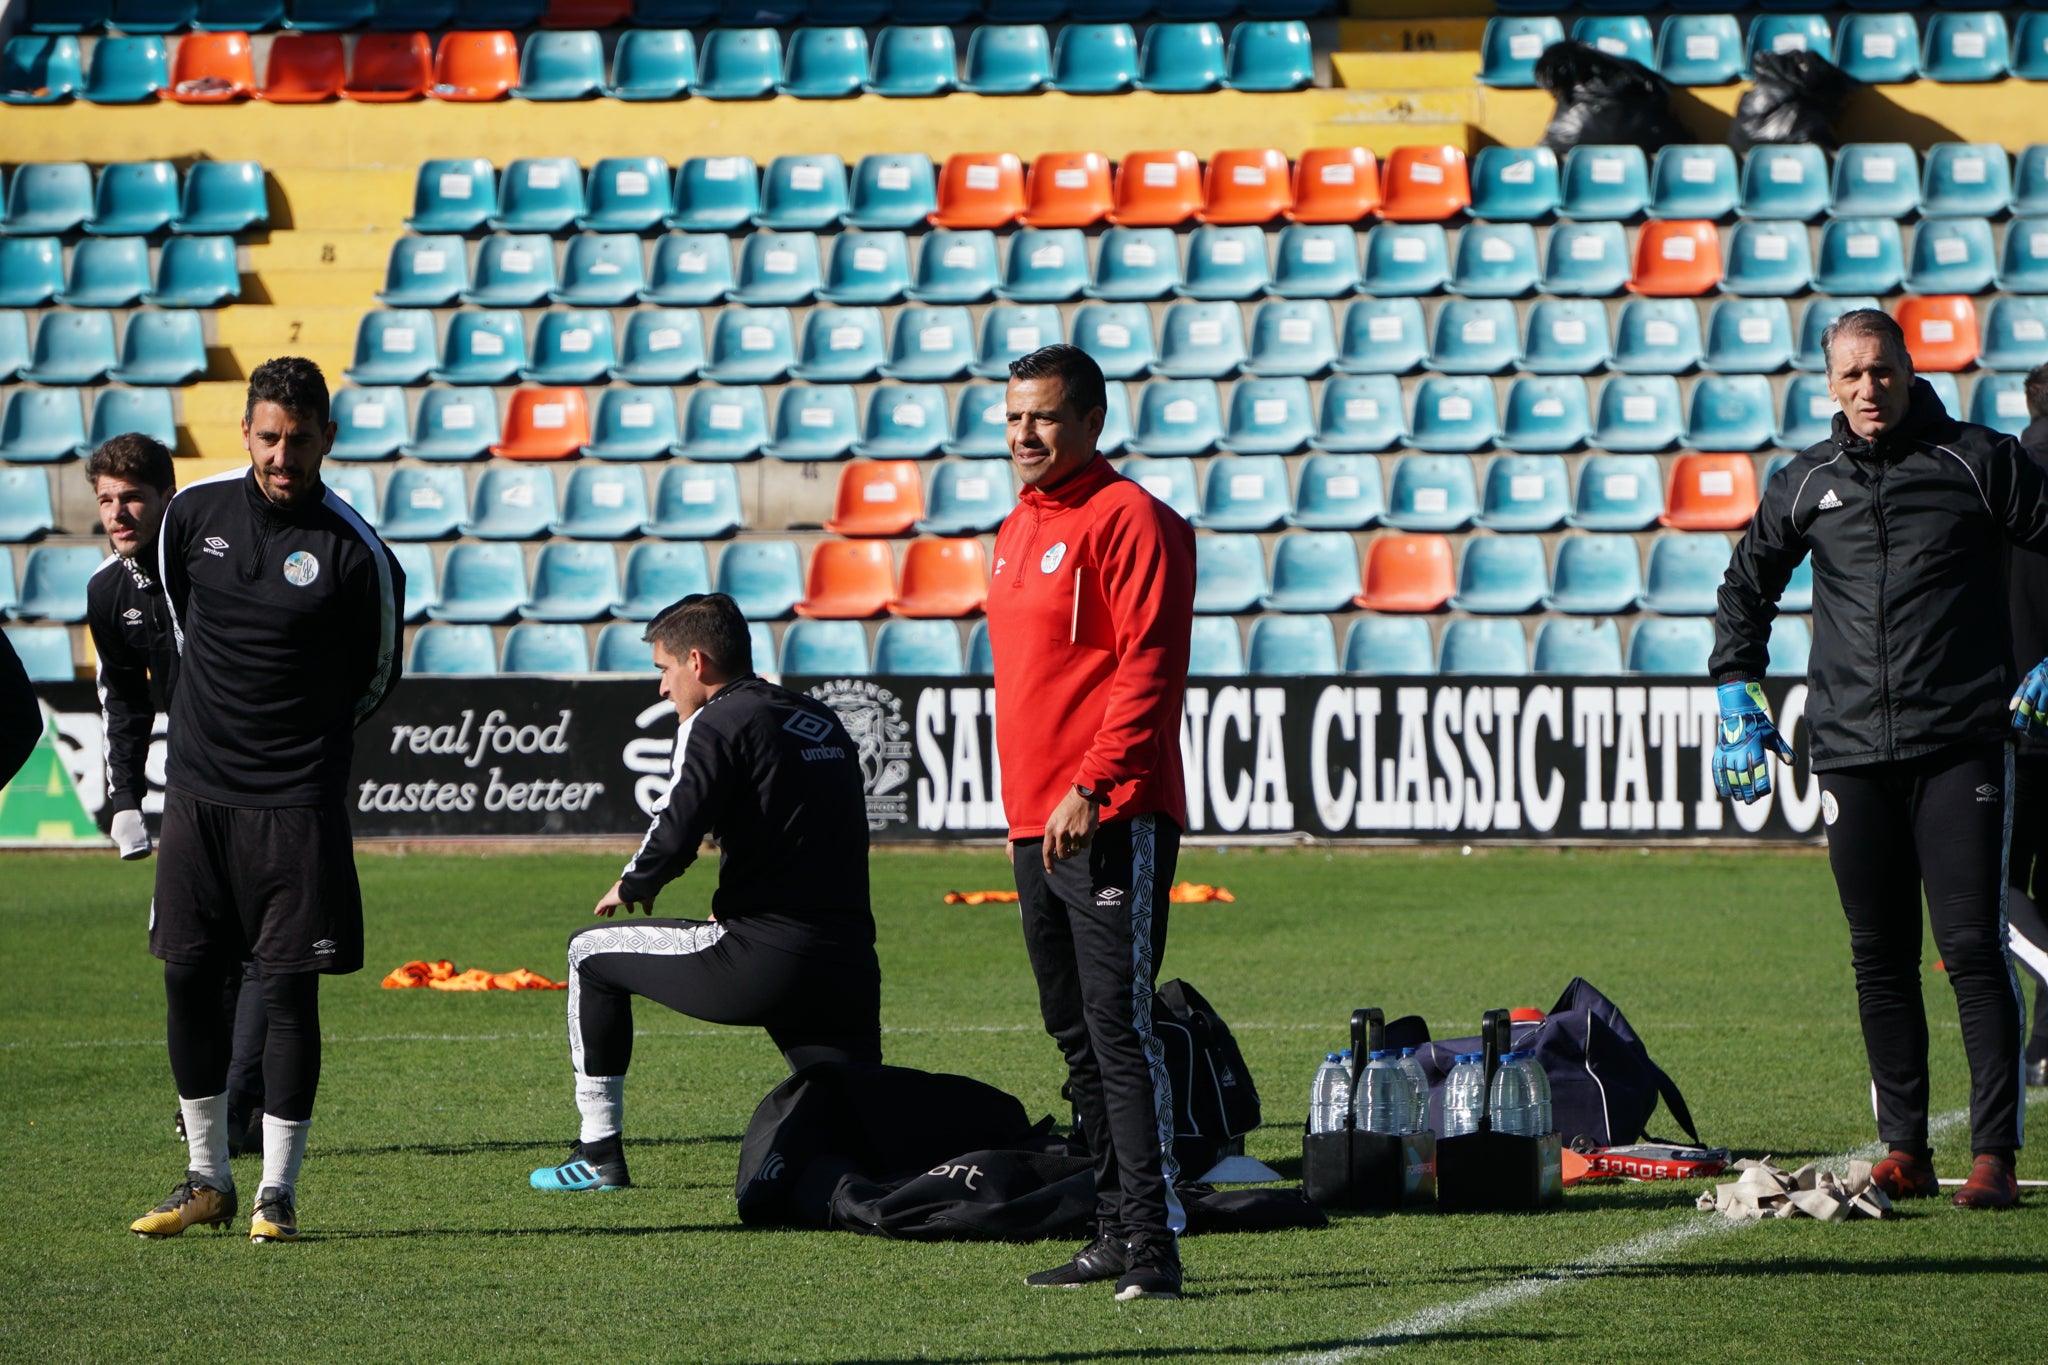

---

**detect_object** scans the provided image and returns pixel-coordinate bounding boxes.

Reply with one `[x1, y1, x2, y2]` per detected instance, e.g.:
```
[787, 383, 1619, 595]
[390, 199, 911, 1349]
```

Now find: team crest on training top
[1041, 542, 1066, 573]
[283, 551, 320, 587]
[808, 678, 911, 832]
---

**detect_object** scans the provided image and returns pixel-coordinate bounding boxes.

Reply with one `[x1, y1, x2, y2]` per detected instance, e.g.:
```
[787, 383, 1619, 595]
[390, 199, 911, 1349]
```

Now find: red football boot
[1951, 1155, 2019, 1209]
[1869, 1149, 1940, 1200]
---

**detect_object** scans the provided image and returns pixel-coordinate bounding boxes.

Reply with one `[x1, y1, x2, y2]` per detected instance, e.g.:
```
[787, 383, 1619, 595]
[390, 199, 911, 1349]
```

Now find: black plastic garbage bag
[1731, 49, 1856, 154]
[1533, 41, 1690, 155]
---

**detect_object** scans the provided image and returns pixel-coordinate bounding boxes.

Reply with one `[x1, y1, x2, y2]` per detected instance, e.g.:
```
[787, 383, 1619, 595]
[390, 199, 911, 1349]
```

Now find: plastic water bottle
[1524, 1052, 1553, 1135]
[1442, 1052, 1488, 1137]
[1489, 1050, 1543, 1137]
[1396, 1047, 1430, 1135]
[1309, 1053, 1347, 1134]
[1333, 1050, 1354, 1129]
[1358, 1050, 1413, 1135]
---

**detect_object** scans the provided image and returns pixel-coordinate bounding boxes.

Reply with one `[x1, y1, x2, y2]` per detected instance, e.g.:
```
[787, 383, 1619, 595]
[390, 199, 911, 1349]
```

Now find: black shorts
[150, 791, 364, 975]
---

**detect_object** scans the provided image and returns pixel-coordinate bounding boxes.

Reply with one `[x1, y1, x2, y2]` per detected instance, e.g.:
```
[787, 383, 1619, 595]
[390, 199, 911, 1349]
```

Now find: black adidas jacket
[85, 553, 179, 816]
[1713, 379, 2048, 772]
[619, 674, 872, 948]
[157, 468, 404, 807]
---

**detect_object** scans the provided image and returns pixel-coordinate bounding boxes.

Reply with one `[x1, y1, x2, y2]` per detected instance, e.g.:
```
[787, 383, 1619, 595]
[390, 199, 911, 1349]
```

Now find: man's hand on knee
[594, 881, 657, 918]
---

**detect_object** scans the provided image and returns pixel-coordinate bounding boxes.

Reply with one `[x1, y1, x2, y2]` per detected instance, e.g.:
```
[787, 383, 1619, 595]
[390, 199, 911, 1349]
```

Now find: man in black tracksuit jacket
[2012, 368, 2048, 1086]
[530, 592, 880, 1194]
[1713, 310, 2048, 1209]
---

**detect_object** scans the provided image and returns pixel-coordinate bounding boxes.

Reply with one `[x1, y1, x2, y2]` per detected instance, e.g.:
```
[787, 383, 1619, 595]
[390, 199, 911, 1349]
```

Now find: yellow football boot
[131, 1174, 237, 1238]
[249, 1187, 299, 1244]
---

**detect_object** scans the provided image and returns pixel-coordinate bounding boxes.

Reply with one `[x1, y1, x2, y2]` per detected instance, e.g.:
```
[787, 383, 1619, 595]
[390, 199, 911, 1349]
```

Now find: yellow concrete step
[1331, 50, 1482, 89]
[268, 168, 415, 232]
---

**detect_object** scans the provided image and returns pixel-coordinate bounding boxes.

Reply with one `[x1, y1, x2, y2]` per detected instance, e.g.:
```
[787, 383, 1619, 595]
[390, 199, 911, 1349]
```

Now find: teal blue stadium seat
[643, 233, 734, 307]
[583, 388, 680, 461]
[1405, 378, 1498, 456]
[1128, 379, 1222, 456]
[0, 550, 17, 611]
[702, 306, 796, 383]
[404, 387, 498, 460]
[430, 544, 527, 622]
[1778, 373, 1837, 448]
[1453, 534, 1547, 614]
[618, 542, 712, 618]
[1270, 223, 1360, 298]
[1225, 19, 1312, 91]
[1072, 301, 1156, 379]
[612, 308, 703, 385]
[0, 468, 55, 541]
[110, 309, 203, 386]
[1451, 222, 1540, 299]
[867, 25, 955, 96]
[1532, 618, 1623, 674]
[1137, 21, 1222, 93]
[1921, 142, 2011, 219]
[501, 624, 591, 675]
[1050, 22, 1135, 94]
[1117, 455, 1200, 520]
[464, 233, 557, 307]
[523, 308, 616, 384]
[1766, 615, 1811, 677]
[1179, 225, 1269, 300]
[1656, 14, 1742, 85]
[1478, 16, 1563, 88]
[0, 311, 23, 380]
[1685, 375, 1775, 452]
[58, 237, 150, 307]
[2, 36, 84, 104]
[962, 24, 1050, 94]
[1578, 15, 1652, 66]
[407, 159, 496, 234]
[845, 154, 937, 231]
[1313, 374, 1404, 452]
[491, 156, 584, 233]
[963, 617, 994, 674]
[194, 0, 283, 30]
[1429, 298, 1519, 375]
[1627, 618, 1714, 676]
[146, 235, 240, 307]
[998, 228, 1087, 301]
[678, 388, 770, 461]
[1830, 143, 1920, 219]
[380, 235, 467, 307]
[516, 30, 604, 101]
[873, 619, 963, 676]
[580, 157, 670, 233]
[378, 466, 467, 539]
[16, 545, 100, 620]
[605, 28, 694, 100]
[1640, 533, 1730, 615]
[86, 160, 178, 236]
[1439, 619, 1527, 676]
[1196, 452, 1290, 529]
[1922, 372, 1963, 415]
[820, 230, 910, 306]
[1907, 217, 1996, 295]
[918, 460, 1014, 533]
[328, 385, 406, 460]
[1469, 145, 1560, 223]
[1739, 143, 1829, 221]
[1344, 616, 1433, 676]
[1704, 298, 1794, 374]
[1922, 10, 2007, 84]
[780, 26, 868, 98]
[432, 310, 525, 384]
[1289, 452, 1383, 529]
[1560, 145, 1650, 221]
[84, 35, 168, 103]
[26, 0, 111, 26]
[1969, 372, 2032, 436]
[1541, 221, 1629, 296]
[0, 237, 60, 306]
[1792, 296, 1880, 371]
[1999, 217, 2048, 293]
[24, 310, 117, 385]
[462, 465, 557, 540]
[1193, 533, 1265, 613]
[1092, 378, 1129, 453]
[1477, 450, 1569, 529]
[387, 544, 435, 621]
[2017, 13, 2048, 82]
[1335, 298, 1426, 375]
[1833, 13, 1920, 84]
[4, 163, 91, 236]
[1593, 375, 1682, 452]
[5, 626, 70, 680]
[780, 619, 869, 675]
[732, 231, 823, 306]
[1245, 299, 1335, 377]
[644, 466, 743, 539]
[1154, 300, 1244, 379]
[1652, 145, 1739, 221]
[1248, 615, 1338, 676]
[1087, 226, 1181, 300]
[1570, 453, 1663, 530]
[1981, 296, 2048, 370]
[1519, 299, 1611, 375]
[850, 384, 946, 459]
[971, 302, 1063, 378]
[1817, 219, 1908, 296]
[3, 392, 84, 462]
[522, 542, 620, 620]
[1746, 12, 1831, 75]
[79, 387, 175, 460]
[1385, 451, 1479, 530]
[669, 155, 760, 232]
[1184, 617, 1243, 678]
[908, 230, 997, 305]
[409, 625, 496, 675]
[764, 385, 860, 460]
[696, 28, 782, 100]
[756, 154, 847, 230]
[943, 383, 1009, 457]
[1612, 299, 1702, 375]
[1361, 223, 1448, 297]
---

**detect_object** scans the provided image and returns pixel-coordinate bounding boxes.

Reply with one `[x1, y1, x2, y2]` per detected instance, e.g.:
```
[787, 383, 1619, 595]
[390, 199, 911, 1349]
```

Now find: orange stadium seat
[431, 30, 519, 103]
[1288, 146, 1380, 223]
[345, 32, 432, 102]
[492, 387, 590, 460]
[1020, 151, 1113, 229]
[259, 32, 343, 103]
[1377, 145, 1469, 222]
[796, 539, 896, 618]
[1109, 149, 1203, 226]
[930, 152, 1026, 229]
[1660, 453, 1759, 531]
[542, 0, 631, 26]
[824, 460, 925, 537]
[1894, 295, 1980, 372]
[890, 537, 989, 617]
[1629, 220, 1722, 296]
[1355, 533, 1455, 612]
[168, 31, 255, 103]
[1199, 148, 1292, 224]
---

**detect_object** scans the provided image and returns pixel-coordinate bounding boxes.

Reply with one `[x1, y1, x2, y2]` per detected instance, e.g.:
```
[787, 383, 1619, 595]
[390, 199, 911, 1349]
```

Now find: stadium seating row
[0, 310, 206, 391]
[0, 235, 241, 308]
[0, 161, 269, 235]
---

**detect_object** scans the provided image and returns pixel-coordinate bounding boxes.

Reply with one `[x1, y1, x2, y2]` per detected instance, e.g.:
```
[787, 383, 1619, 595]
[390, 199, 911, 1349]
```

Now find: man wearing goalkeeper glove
[2008, 366, 2048, 1089]
[1712, 309, 2048, 1211]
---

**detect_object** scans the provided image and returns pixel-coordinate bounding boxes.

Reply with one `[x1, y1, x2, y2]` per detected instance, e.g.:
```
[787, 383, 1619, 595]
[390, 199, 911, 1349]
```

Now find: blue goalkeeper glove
[1714, 679, 1796, 804]
[2015, 656, 2048, 736]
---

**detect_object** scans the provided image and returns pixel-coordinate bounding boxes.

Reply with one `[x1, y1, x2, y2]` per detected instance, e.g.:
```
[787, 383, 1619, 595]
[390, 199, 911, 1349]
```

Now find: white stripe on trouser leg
[1127, 814, 1186, 1235]
[1999, 745, 2027, 1143]
[565, 920, 727, 1077]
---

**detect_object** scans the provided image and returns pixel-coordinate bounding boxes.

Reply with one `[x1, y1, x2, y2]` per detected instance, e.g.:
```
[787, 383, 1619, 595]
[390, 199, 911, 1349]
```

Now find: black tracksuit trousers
[1013, 813, 1185, 1244]
[1820, 743, 2026, 1157]
[2009, 754, 2048, 1064]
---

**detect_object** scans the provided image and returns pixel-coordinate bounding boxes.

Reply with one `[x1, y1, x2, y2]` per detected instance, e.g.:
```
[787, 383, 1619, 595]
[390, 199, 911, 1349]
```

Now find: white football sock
[260, 1115, 310, 1197]
[576, 1075, 625, 1144]
[179, 1094, 232, 1189]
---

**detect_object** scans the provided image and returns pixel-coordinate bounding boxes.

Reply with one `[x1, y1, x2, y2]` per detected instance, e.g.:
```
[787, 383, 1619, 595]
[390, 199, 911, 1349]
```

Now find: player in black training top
[529, 592, 880, 1194]
[129, 358, 403, 1246]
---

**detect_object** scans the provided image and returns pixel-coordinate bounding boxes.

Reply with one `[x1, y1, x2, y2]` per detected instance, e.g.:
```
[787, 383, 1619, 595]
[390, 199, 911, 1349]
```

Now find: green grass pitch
[3, 846, 2044, 1363]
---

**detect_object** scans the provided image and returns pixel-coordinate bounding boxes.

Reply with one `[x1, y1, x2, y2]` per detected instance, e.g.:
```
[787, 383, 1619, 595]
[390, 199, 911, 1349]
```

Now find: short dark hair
[2026, 364, 2048, 423]
[644, 592, 752, 676]
[1819, 309, 1911, 377]
[245, 355, 331, 429]
[1008, 343, 1106, 421]
[84, 432, 175, 492]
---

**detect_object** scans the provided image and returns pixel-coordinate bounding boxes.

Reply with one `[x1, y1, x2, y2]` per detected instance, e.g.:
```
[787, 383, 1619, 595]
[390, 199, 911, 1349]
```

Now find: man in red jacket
[987, 345, 1197, 1300]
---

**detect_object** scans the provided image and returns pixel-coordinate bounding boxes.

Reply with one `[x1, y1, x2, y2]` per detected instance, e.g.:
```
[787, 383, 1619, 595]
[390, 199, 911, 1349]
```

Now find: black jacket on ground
[85, 552, 177, 816]
[157, 468, 404, 807]
[2015, 417, 2048, 755]
[1712, 379, 2048, 771]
